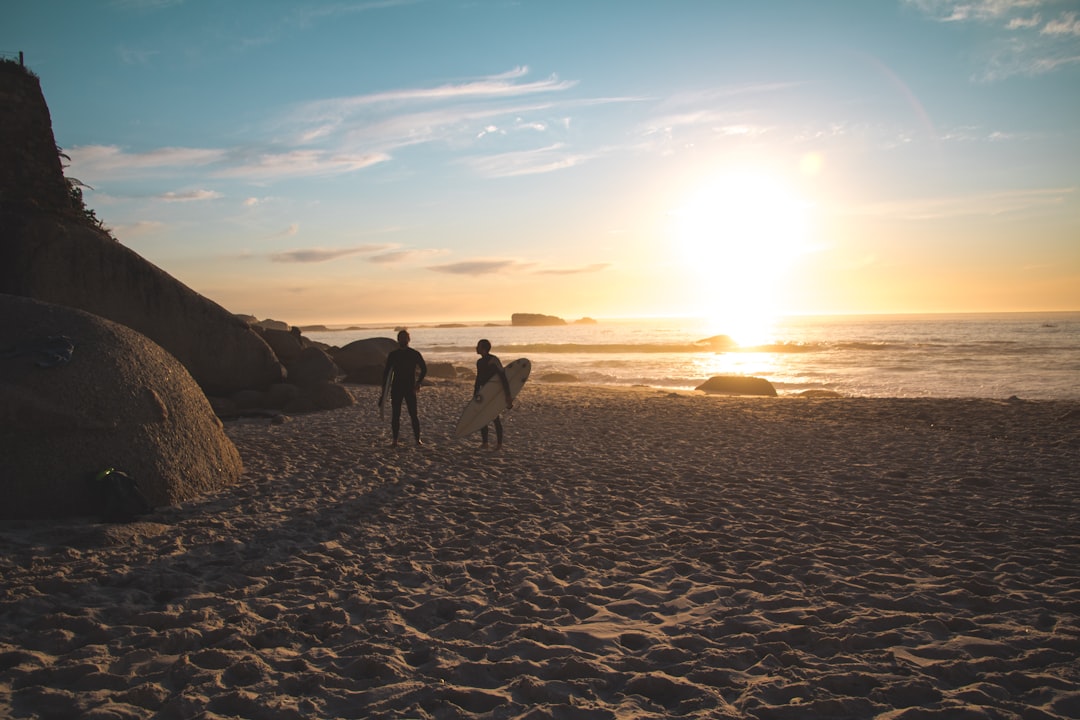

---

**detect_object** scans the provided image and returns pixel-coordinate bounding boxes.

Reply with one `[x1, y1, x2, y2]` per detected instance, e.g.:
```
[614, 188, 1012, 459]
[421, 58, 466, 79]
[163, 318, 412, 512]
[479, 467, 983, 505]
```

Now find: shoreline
[2, 384, 1078, 718]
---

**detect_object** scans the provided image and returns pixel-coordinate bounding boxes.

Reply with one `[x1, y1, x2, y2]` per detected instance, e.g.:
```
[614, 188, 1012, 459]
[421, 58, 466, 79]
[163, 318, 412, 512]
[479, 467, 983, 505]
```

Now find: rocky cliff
[0, 60, 284, 395]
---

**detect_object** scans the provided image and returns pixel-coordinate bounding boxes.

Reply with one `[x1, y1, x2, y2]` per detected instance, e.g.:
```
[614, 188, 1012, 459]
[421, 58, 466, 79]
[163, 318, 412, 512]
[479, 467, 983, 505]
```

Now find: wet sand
[1, 382, 1078, 718]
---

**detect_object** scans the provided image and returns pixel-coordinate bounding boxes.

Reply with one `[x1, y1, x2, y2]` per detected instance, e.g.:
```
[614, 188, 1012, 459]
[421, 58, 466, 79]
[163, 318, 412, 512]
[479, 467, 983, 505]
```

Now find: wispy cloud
[370, 248, 447, 264]
[905, 1, 1080, 79]
[464, 143, 594, 178]
[66, 145, 225, 178]
[67, 68, 619, 186]
[845, 186, 1075, 220]
[535, 263, 611, 276]
[270, 243, 395, 263]
[288, 67, 579, 156]
[112, 220, 165, 237]
[428, 259, 529, 276]
[116, 46, 159, 65]
[1043, 10, 1080, 35]
[156, 189, 221, 202]
[215, 149, 390, 179]
[301, 67, 573, 114]
[111, 0, 185, 9]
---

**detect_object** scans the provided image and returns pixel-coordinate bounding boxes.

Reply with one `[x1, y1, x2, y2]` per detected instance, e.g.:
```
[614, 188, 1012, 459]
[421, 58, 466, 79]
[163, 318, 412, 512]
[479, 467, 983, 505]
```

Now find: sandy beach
[1, 382, 1078, 719]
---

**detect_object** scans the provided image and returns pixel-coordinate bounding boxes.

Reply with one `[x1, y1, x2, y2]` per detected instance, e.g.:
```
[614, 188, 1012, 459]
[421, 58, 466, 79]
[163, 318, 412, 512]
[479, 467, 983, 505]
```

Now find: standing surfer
[473, 339, 513, 449]
[382, 329, 427, 446]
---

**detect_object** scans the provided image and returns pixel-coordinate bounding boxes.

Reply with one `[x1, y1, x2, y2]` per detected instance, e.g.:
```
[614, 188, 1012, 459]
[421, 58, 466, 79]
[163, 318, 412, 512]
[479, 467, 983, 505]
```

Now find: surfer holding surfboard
[471, 339, 514, 449]
[381, 329, 427, 447]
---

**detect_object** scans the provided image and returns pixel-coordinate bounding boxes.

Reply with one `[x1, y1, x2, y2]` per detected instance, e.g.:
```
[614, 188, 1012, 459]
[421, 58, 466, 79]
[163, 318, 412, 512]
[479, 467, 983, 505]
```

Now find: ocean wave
[426, 340, 912, 355]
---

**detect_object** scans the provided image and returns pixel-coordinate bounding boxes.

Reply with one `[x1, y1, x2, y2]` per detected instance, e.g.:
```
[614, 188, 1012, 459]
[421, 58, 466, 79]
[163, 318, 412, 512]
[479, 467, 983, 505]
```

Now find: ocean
[304, 312, 1080, 400]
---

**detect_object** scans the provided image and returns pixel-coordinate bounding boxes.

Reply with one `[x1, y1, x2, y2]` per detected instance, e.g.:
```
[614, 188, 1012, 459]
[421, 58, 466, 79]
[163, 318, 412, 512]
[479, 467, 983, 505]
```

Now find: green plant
[58, 146, 115, 238]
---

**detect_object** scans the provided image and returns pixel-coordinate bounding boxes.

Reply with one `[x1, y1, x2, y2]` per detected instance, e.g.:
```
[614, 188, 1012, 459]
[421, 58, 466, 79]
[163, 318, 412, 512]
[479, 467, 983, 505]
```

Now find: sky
[4, 0, 1079, 330]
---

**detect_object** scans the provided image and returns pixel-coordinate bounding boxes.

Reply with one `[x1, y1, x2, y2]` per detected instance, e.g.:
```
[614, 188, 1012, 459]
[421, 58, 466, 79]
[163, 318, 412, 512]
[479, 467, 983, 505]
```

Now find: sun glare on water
[673, 170, 812, 346]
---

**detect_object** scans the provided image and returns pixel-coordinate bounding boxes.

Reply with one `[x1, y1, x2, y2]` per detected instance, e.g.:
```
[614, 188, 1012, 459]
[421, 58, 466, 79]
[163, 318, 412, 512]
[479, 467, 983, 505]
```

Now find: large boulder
[257, 327, 306, 365]
[330, 337, 397, 375]
[0, 209, 285, 397]
[0, 294, 244, 520]
[0, 61, 284, 396]
[287, 346, 340, 388]
[695, 375, 778, 397]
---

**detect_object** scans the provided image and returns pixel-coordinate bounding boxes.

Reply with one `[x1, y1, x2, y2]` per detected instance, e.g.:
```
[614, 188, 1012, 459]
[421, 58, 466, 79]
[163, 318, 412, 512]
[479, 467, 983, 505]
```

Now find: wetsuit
[475, 353, 512, 445]
[383, 346, 427, 443]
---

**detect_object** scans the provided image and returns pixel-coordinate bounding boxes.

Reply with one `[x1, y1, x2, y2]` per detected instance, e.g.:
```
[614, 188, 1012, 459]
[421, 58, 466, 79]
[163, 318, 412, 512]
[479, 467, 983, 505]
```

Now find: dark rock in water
[0, 62, 284, 396]
[331, 337, 398, 375]
[538, 372, 580, 383]
[694, 335, 738, 350]
[695, 375, 777, 397]
[0, 294, 243, 520]
[512, 313, 566, 326]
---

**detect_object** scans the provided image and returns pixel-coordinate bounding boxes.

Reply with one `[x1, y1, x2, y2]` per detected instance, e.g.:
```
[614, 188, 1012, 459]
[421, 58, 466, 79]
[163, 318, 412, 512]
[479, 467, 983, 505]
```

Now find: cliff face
[0, 60, 285, 395]
[0, 61, 71, 212]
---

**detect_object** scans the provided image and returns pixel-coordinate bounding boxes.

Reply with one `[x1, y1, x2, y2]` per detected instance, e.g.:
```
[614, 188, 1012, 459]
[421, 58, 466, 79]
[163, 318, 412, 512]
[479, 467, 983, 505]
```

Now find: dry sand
[1, 382, 1078, 719]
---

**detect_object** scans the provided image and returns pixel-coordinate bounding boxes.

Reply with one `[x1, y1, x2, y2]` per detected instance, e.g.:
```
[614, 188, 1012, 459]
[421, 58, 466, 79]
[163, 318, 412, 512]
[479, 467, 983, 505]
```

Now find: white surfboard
[454, 358, 531, 438]
[379, 368, 394, 419]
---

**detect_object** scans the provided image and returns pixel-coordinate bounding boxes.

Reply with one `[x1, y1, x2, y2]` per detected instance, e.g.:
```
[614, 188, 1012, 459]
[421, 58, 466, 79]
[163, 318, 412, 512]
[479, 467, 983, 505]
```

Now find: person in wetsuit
[381, 329, 427, 446]
[474, 339, 513, 449]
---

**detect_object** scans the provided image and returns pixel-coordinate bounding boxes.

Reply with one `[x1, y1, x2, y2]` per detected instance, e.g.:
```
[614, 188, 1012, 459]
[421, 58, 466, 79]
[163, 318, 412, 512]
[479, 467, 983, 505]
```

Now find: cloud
[844, 186, 1075, 220]
[157, 189, 222, 202]
[67, 68, 634, 187]
[216, 150, 390, 179]
[1042, 10, 1080, 35]
[369, 248, 447, 264]
[302, 67, 574, 114]
[112, 220, 165, 237]
[65, 145, 225, 179]
[117, 46, 159, 65]
[269, 243, 395, 263]
[905, 1, 1080, 78]
[905, 0, 1043, 23]
[464, 143, 593, 178]
[280, 67, 597, 166]
[535, 263, 612, 276]
[427, 259, 526, 275]
[111, 0, 184, 8]
[65, 144, 389, 185]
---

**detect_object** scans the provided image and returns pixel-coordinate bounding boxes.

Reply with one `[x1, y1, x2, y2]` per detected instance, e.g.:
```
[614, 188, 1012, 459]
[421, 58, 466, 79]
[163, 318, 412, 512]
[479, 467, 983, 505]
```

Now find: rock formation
[0, 294, 243, 519]
[695, 375, 778, 397]
[331, 337, 399, 384]
[0, 60, 284, 397]
[512, 313, 567, 326]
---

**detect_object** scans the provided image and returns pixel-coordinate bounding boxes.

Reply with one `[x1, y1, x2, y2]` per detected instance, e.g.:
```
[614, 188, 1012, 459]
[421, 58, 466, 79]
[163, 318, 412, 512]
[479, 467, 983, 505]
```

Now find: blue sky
[5, 0, 1079, 328]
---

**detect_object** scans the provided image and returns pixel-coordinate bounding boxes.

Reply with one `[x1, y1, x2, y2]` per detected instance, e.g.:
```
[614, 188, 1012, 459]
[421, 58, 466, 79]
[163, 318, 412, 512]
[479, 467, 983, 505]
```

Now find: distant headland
[512, 313, 597, 327]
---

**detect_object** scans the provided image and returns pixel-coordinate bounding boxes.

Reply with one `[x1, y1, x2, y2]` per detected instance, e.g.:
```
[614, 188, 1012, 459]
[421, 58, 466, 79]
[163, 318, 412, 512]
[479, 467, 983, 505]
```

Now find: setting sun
[673, 170, 812, 345]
